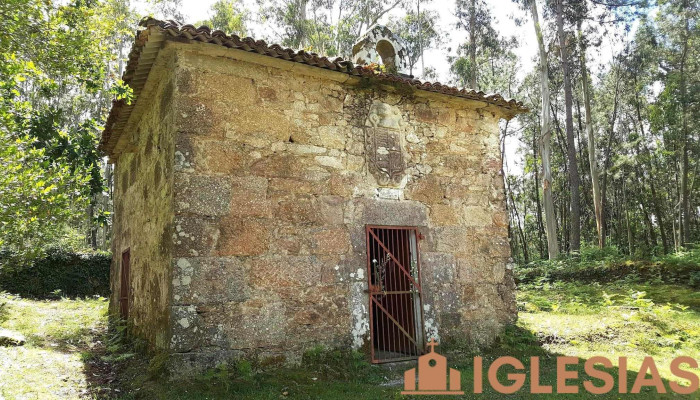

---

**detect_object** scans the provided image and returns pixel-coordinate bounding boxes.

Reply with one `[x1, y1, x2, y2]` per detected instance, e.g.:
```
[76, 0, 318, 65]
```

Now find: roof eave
[99, 18, 528, 159]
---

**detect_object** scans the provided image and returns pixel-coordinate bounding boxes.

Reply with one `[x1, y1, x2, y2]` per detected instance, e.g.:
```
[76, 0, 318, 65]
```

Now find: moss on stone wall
[110, 56, 177, 351]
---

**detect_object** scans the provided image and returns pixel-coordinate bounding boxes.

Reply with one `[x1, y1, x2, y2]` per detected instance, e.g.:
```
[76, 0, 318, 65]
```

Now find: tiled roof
[100, 17, 527, 155]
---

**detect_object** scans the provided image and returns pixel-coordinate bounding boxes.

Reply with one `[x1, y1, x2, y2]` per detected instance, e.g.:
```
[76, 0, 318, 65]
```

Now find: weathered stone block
[433, 227, 469, 256]
[174, 173, 231, 217]
[226, 297, 287, 349]
[329, 174, 359, 197]
[192, 138, 247, 174]
[173, 216, 219, 257]
[176, 97, 220, 137]
[267, 178, 310, 196]
[229, 176, 272, 218]
[170, 305, 201, 351]
[172, 257, 250, 304]
[249, 256, 323, 288]
[405, 175, 444, 203]
[311, 228, 350, 255]
[250, 154, 305, 179]
[217, 218, 270, 256]
[318, 196, 345, 225]
[224, 108, 296, 142]
[352, 198, 429, 227]
[429, 204, 458, 226]
[317, 126, 346, 149]
[420, 252, 456, 285]
[275, 197, 320, 225]
[462, 206, 492, 227]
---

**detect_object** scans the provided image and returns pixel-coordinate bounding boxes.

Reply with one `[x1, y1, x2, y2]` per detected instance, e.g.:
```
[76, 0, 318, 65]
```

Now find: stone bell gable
[101, 18, 527, 374]
[352, 25, 410, 74]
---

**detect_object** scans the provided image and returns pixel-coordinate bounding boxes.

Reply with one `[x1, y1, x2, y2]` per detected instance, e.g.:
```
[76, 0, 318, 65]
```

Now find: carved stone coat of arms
[365, 102, 406, 186]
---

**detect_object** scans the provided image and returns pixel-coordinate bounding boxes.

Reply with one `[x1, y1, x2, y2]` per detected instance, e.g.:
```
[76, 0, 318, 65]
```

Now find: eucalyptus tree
[553, 0, 582, 253]
[578, 21, 604, 249]
[197, 0, 249, 35]
[258, 0, 407, 57]
[453, 0, 500, 90]
[388, 3, 444, 77]
[529, 0, 559, 259]
[652, 0, 699, 246]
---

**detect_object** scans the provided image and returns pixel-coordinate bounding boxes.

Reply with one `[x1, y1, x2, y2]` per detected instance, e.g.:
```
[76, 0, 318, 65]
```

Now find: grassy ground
[0, 293, 109, 399]
[1, 278, 698, 398]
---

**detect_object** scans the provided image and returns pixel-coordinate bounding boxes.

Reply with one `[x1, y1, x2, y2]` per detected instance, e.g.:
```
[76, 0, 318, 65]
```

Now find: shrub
[0, 246, 110, 298]
[689, 271, 700, 289]
[516, 247, 700, 286]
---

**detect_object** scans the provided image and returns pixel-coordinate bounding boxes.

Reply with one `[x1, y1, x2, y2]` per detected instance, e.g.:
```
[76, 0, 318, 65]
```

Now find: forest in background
[0, 0, 697, 266]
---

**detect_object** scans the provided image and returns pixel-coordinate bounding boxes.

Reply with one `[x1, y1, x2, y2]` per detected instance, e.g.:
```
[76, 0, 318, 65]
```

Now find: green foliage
[0, 134, 90, 259]
[110, 79, 135, 104]
[516, 246, 700, 287]
[302, 345, 380, 383]
[148, 351, 171, 378]
[194, 359, 254, 386]
[387, 7, 444, 75]
[0, 247, 110, 298]
[0, 0, 137, 257]
[196, 0, 248, 35]
[3, 283, 693, 399]
[260, 0, 409, 59]
[505, 0, 699, 262]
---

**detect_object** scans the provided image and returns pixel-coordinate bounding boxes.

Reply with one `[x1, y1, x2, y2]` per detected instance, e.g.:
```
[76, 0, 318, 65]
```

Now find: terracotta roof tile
[100, 17, 527, 155]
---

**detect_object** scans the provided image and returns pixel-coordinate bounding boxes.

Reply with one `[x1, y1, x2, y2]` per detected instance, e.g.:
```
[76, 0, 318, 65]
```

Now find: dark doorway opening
[119, 249, 130, 320]
[365, 225, 426, 363]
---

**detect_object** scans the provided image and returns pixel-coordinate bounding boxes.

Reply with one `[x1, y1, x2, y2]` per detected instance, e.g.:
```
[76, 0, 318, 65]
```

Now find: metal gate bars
[365, 225, 426, 363]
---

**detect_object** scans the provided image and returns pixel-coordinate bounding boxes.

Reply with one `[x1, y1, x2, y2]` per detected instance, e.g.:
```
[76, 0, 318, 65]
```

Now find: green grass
[113, 278, 699, 399]
[515, 281, 700, 397]
[0, 292, 108, 399]
[1, 270, 699, 398]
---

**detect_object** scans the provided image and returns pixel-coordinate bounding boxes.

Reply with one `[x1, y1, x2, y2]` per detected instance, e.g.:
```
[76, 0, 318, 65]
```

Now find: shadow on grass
[0, 299, 9, 325]
[83, 325, 694, 400]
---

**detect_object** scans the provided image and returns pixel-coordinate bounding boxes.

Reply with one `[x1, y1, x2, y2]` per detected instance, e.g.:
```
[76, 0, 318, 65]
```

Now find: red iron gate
[365, 225, 426, 363]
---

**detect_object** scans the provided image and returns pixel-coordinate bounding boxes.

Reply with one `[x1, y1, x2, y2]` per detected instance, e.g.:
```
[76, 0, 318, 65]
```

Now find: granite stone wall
[163, 46, 516, 372]
[110, 61, 176, 350]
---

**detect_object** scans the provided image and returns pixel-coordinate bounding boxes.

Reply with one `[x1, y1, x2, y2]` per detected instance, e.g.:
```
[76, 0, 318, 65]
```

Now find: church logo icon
[402, 339, 464, 395]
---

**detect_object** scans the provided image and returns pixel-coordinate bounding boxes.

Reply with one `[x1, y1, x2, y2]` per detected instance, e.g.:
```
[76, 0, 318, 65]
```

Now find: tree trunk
[551, 103, 570, 171]
[640, 195, 656, 249]
[533, 131, 546, 259]
[578, 25, 603, 249]
[556, 0, 581, 253]
[297, 0, 309, 48]
[634, 93, 669, 253]
[530, 0, 559, 259]
[469, 0, 477, 89]
[507, 178, 530, 264]
[418, 0, 424, 75]
[600, 57, 622, 248]
[679, 1, 690, 245]
[623, 180, 633, 255]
